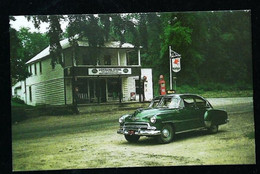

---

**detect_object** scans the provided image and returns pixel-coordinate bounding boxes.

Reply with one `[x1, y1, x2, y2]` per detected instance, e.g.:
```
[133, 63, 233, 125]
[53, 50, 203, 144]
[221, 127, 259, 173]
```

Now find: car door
[176, 97, 199, 131]
[194, 97, 209, 127]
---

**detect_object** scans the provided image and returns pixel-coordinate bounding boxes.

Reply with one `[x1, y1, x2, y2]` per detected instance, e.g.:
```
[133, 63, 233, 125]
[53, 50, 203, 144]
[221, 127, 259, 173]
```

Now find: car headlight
[119, 114, 130, 123]
[119, 117, 124, 123]
[150, 116, 156, 123]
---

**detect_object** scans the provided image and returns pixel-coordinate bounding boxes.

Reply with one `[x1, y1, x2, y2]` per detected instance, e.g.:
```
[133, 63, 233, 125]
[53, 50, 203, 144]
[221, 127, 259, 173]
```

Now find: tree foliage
[10, 23, 49, 83]
[14, 11, 252, 93]
[157, 11, 252, 93]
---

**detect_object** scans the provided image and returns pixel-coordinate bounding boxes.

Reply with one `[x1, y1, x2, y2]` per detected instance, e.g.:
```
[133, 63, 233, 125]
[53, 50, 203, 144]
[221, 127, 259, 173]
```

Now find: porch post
[105, 79, 108, 102]
[139, 72, 142, 102]
[97, 77, 100, 104]
[138, 49, 141, 66]
[94, 79, 96, 99]
[117, 50, 121, 66]
[87, 79, 90, 102]
[119, 76, 122, 103]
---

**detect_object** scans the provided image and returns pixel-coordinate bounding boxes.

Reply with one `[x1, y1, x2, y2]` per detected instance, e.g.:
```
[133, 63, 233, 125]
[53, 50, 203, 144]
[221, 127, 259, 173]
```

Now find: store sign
[88, 68, 132, 75]
[167, 90, 176, 94]
[172, 57, 181, 72]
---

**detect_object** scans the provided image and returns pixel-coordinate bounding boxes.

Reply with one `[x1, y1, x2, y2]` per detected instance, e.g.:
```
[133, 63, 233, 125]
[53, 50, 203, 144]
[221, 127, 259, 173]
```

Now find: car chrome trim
[163, 118, 200, 124]
[117, 122, 161, 136]
[123, 122, 156, 130]
[117, 129, 161, 136]
[176, 127, 206, 134]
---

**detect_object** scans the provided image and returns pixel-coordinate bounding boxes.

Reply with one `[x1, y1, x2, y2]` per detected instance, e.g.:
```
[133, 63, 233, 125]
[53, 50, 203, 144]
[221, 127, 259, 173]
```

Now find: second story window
[83, 55, 95, 65]
[34, 63, 37, 75]
[104, 55, 111, 65]
[29, 65, 32, 74]
[39, 61, 42, 74]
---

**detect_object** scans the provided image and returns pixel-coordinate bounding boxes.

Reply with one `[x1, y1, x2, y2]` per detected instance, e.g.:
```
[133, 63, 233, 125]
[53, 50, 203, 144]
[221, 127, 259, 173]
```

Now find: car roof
[158, 94, 205, 99]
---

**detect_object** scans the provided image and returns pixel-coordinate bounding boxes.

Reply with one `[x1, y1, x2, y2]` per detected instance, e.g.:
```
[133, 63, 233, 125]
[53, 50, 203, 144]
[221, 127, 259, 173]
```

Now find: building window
[83, 54, 95, 65]
[29, 86, 32, 102]
[29, 65, 32, 74]
[34, 63, 37, 75]
[104, 55, 111, 65]
[39, 61, 42, 74]
[135, 79, 143, 95]
[61, 53, 64, 63]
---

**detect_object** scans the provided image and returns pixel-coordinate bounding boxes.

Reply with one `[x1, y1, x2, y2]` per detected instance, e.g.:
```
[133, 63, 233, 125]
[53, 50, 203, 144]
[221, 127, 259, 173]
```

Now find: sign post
[169, 47, 181, 92]
[169, 46, 173, 90]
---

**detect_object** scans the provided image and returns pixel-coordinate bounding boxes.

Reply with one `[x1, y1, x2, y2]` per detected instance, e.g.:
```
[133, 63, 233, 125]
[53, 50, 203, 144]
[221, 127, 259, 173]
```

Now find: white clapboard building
[12, 39, 153, 106]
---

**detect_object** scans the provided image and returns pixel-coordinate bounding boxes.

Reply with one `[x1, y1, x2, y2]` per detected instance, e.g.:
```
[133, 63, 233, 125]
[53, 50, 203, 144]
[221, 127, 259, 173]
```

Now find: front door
[107, 78, 121, 101]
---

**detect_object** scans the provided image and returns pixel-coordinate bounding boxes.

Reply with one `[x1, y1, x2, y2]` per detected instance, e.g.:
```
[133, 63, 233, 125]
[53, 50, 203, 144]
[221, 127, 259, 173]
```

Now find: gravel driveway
[12, 97, 255, 170]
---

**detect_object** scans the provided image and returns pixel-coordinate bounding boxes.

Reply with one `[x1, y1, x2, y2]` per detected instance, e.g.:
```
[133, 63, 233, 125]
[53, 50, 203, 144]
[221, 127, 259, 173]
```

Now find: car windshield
[157, 97, 180, 109]
[148, 97, 161, 108]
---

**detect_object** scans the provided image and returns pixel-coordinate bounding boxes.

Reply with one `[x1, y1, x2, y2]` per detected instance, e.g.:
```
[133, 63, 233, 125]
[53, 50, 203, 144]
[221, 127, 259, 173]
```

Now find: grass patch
[11, 98, 34, 123]
[177, 86, 253, 98]
[200, 90, 253, 98]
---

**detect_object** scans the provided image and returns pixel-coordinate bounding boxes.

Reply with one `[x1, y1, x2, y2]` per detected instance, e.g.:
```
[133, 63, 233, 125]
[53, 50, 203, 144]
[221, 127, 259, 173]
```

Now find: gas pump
[158, 75, 166, 95]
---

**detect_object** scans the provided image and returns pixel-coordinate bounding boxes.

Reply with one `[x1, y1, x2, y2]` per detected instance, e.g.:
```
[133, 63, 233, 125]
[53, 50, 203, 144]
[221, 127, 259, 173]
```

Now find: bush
[12, 97, 25, 104]
[35, 105, 76, 116]
[178, 85, 204, 94]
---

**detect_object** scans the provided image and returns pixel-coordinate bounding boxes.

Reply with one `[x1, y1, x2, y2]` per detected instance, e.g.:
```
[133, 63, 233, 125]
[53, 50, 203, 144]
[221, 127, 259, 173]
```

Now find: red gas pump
[158, 75, 166, 95]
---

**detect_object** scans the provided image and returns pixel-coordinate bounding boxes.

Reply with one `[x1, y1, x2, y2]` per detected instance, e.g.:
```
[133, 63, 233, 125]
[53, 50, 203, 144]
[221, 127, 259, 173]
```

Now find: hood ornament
[131, 117, 139, 121]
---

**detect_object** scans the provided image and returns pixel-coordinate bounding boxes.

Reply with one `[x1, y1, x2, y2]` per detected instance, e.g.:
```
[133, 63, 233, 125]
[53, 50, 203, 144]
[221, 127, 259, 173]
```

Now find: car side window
[179, 99, 185, 108]
[195, 97, 207, 109]
[183, 98, 195, 108]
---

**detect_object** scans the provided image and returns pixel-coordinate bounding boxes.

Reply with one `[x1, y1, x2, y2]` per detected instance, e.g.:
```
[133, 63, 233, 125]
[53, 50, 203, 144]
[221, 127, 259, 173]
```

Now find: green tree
[27, 15, 64, 68]
[24, 12, 252, 92]
[10, 24, 49, 83]
[10, 27, 29, 83]
[17, 27, 49, 62]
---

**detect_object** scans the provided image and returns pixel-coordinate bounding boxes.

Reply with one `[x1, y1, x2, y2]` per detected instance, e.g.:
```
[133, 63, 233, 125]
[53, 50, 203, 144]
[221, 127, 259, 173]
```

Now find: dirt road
[12, 97, 255, 171]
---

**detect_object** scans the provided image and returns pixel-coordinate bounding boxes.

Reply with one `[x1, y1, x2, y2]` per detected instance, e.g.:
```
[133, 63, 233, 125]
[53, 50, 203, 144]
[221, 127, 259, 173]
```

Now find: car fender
[204, 109, 228, 127]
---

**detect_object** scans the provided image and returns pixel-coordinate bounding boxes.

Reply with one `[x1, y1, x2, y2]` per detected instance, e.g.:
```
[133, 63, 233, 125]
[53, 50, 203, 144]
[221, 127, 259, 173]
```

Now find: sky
[10, 16, 69, 33]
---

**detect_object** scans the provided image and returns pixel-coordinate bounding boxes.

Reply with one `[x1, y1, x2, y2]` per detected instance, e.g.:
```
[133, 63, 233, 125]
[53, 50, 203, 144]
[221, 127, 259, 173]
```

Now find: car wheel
[157, 124, 174, 144]
[124, 135, 140, 143]
[208, 124, 219, 134]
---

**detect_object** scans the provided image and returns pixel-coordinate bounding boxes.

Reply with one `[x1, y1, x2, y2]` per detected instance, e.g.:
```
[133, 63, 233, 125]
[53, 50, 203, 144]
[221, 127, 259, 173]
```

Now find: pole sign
[172, 57, 181, 72]
[170, 50, 181, 73]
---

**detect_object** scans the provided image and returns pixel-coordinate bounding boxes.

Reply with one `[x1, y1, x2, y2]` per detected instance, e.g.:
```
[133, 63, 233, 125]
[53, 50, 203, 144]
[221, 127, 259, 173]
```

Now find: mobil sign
[172, 57, 181, 72]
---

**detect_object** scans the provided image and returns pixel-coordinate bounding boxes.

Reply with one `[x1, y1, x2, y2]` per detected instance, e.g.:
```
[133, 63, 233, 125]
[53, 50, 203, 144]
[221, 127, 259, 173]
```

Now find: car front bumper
[117, 122, 161, 136]
[117, 128, 161, 136]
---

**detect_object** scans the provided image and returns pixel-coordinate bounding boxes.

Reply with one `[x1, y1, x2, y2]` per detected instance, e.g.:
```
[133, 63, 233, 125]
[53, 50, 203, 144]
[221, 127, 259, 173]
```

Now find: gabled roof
[26, 39, 137, 64]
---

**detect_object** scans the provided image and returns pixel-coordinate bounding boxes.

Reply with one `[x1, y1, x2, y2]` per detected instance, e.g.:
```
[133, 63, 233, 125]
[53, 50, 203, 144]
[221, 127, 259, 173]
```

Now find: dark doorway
[75, 78, 107, 104]
[107, 78, 120, 101]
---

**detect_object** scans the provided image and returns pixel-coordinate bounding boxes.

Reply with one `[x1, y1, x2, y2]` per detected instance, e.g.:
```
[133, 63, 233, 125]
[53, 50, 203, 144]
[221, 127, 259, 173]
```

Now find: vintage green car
[117, 94, 229, 144]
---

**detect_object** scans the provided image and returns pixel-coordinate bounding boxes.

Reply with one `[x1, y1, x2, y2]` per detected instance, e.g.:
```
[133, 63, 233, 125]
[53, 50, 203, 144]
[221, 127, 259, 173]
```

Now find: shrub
[12, 97, 25, 104]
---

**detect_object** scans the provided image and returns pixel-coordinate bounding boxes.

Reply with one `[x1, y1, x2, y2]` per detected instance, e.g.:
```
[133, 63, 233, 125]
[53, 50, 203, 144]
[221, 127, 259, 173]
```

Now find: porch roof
[26, 39, 138, 64]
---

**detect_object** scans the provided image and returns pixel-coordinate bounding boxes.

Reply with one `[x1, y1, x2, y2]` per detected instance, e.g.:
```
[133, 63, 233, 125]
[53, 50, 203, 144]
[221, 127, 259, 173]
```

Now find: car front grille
[123, 122, 155, 130]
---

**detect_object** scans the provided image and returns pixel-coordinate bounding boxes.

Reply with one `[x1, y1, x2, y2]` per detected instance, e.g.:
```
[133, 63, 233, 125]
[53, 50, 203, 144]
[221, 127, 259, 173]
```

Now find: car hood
[126, 108, 176, 121]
